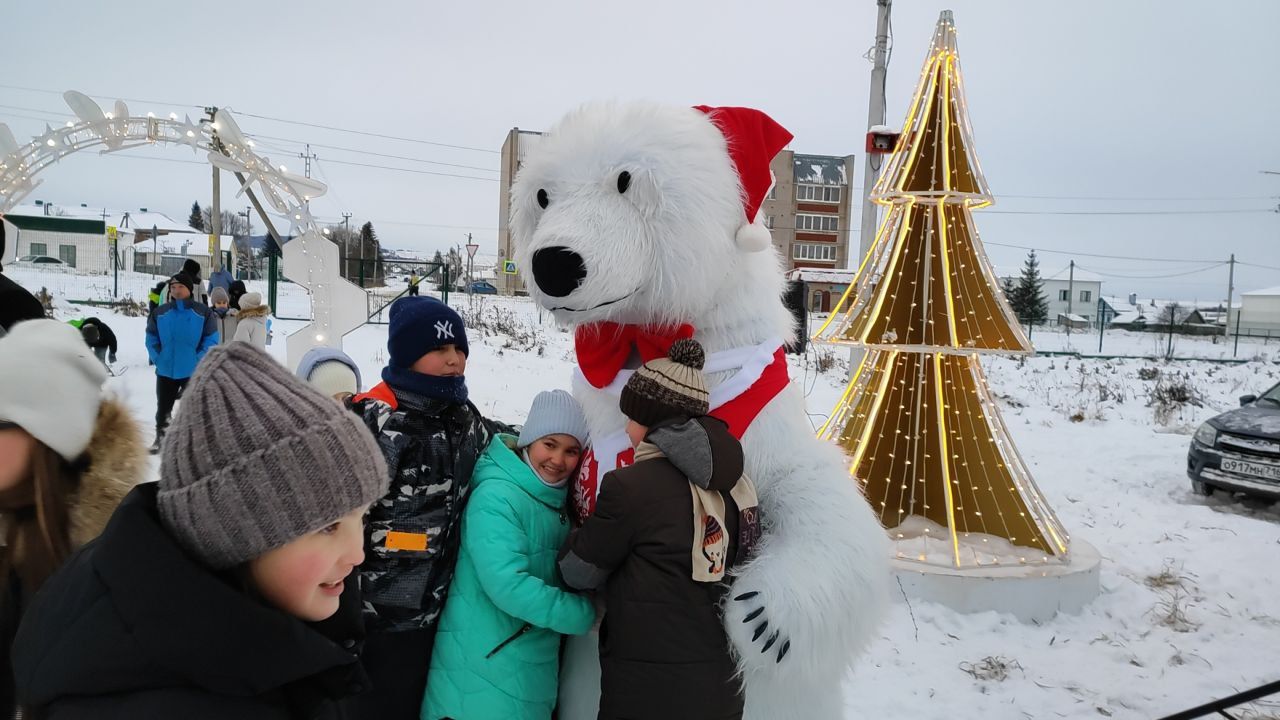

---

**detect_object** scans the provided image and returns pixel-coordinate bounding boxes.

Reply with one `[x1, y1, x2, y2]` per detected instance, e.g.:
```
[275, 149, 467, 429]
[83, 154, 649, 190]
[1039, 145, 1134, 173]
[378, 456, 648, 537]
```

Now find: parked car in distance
[11, 255, 73, 272]
[1187, 381, 1280, 501]
[467, 280, 498, 295]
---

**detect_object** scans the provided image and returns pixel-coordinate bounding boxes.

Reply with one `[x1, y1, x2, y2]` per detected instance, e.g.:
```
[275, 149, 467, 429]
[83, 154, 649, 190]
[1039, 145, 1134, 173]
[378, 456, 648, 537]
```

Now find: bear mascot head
[512, 102, 889, 720]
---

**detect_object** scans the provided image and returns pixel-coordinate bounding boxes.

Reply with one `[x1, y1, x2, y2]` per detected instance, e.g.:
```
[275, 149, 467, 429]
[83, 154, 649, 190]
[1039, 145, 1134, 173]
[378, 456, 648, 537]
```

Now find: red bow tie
[574, 322, 696, 388]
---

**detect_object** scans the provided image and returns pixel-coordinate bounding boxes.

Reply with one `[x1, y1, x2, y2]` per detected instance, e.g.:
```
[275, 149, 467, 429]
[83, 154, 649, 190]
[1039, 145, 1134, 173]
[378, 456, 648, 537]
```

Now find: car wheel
[1190, 479, 1214, 497]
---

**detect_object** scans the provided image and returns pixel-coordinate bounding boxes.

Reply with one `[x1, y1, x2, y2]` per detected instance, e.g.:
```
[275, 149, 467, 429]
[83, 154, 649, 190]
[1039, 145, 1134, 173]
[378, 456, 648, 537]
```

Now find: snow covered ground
[15, 273, 1280, 719]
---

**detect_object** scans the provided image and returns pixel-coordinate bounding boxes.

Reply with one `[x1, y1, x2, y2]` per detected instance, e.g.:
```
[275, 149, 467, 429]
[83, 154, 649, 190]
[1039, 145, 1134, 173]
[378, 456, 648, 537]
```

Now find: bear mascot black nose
[531, 246, 588, 298]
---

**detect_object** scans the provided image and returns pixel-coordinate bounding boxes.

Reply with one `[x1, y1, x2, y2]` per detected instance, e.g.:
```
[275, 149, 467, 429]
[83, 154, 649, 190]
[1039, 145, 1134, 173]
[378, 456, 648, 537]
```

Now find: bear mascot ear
[693, 105, 794, 253]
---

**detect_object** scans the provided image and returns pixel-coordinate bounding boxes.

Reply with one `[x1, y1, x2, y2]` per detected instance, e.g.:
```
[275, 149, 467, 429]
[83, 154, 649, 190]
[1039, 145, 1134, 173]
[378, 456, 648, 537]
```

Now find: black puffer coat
[12, 483, 369, 720]
[558, 416, 750, 720]
[347, 382, 500, 634]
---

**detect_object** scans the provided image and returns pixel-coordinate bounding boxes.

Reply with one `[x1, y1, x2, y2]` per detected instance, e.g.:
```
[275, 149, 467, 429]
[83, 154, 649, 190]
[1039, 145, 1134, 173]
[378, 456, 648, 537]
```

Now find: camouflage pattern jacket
[349, 381, 499, 634]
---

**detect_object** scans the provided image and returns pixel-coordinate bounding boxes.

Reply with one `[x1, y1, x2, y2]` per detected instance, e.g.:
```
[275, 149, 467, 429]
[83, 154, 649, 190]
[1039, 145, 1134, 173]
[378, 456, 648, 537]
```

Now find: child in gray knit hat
[12, 342, 390, 718]
[422, 389, 594, 720]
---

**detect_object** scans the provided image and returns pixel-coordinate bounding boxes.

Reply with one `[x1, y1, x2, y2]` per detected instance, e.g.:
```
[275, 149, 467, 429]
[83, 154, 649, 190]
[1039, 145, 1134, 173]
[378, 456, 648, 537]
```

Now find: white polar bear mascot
[511, 102, 890, 720]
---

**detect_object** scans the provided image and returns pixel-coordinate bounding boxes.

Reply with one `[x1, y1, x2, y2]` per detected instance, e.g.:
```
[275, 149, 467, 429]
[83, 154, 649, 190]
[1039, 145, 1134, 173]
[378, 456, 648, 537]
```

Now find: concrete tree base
[892, 538, 1102, 623]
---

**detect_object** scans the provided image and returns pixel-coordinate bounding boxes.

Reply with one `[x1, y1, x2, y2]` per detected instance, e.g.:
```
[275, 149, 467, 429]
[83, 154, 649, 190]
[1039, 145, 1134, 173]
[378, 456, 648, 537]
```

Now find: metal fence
[1158, 677, 1280, 719]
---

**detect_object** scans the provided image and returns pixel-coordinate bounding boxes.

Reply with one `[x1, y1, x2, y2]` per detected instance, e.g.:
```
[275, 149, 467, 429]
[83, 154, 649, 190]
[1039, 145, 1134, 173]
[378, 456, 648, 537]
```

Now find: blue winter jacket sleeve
[145, 308, 161, 365]
[196, 309, 219, 362]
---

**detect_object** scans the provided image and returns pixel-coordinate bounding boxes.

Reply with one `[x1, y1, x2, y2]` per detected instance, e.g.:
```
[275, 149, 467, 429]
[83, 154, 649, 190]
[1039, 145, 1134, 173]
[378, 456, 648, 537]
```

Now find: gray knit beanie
[517, 389, 589, 449]
[158, 342, 389, 569]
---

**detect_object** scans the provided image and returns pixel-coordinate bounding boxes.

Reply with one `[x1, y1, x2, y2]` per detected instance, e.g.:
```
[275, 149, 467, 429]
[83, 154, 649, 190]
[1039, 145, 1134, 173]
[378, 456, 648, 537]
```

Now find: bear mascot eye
[616, 171, 632, 194]
[537, 188, 550, 209]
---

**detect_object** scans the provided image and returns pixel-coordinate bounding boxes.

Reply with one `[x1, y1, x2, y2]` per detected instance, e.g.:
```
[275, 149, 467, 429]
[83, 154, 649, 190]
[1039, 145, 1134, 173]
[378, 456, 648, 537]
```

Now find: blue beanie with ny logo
[387, 297, 469, 369]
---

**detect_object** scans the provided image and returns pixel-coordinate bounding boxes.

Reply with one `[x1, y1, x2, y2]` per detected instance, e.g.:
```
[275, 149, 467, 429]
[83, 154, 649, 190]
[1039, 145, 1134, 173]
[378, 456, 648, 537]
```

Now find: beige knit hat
[619, 338, 709, 427]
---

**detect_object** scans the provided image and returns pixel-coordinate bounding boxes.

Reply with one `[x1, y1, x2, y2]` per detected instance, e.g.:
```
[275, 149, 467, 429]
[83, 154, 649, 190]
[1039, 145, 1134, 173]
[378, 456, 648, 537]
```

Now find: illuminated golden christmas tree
[817, 11, 1070, 568]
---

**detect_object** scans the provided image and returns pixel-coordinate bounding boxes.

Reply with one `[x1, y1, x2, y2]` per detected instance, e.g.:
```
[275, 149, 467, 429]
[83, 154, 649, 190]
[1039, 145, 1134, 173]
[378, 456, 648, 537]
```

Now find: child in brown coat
[558, 339, 761, 720]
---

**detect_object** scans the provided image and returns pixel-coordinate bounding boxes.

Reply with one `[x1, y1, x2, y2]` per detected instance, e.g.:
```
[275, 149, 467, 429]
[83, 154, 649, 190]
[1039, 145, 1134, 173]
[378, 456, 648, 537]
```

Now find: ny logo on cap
[435, 321, 455, 340]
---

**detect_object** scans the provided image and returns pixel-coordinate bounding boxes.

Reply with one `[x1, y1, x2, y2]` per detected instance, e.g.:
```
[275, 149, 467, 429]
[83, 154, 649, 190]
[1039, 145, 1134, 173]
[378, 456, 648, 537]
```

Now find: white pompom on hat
[0, 320, 108, 460]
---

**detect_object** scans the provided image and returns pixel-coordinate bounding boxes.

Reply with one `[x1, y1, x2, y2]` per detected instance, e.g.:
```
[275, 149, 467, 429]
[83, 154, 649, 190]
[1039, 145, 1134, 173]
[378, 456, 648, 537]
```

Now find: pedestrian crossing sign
[502, 260, 518, 275]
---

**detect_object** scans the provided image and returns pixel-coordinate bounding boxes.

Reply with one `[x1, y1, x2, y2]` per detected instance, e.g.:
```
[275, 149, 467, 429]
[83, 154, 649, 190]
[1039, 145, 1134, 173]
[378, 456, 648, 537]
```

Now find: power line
[247, 134, 499, 173]
[0, 103, 503, 174]
[0, 83, 499, 155]
[984, 208, 1271, 216]
[319, 157, 499, 182]
[983, 241, 1222, 264]
[231, 110, 500, 155]
[0, 111, 65, 125]
[0, 84, 205, 111]
[1073, 262, 1228, 280]
[0, 103, 73, 118]
[1239, 261, 1280, 272]
[993, 192, 1279, 202]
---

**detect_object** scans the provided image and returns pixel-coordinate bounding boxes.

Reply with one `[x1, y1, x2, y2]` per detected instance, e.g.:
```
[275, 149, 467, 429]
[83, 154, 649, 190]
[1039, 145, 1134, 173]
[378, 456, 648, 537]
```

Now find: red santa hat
[693, 105, 795, 252]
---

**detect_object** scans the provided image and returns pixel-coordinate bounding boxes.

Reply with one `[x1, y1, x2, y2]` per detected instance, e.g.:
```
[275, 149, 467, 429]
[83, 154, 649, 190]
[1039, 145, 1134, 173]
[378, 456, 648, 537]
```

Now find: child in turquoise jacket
[422, 390, 595, 720]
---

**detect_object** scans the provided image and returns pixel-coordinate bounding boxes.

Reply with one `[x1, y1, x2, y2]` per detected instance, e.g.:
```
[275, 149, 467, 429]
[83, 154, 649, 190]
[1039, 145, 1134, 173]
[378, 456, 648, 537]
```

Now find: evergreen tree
[431, 250, 445, 287]
[1000, 276, 1016, 303]
[358, 222, 384, 286]
[188, 202, 205, 231]
[1011, 250, 1049, 325]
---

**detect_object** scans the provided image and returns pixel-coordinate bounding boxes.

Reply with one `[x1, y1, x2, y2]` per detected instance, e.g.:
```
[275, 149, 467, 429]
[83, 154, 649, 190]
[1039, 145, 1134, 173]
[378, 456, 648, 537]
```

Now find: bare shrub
[1147, 373, 1205, 425]
[959, 656, 1023, 682]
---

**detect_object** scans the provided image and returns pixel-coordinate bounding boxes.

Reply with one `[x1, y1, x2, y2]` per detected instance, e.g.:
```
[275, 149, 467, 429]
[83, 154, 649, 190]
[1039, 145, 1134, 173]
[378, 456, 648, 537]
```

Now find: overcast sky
[3, 0, 1277, 300]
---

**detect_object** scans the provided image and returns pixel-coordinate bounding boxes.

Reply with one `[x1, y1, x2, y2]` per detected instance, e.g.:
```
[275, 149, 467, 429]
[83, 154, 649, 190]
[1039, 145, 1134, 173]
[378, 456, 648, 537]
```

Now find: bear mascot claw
[511, 101, 890, 720]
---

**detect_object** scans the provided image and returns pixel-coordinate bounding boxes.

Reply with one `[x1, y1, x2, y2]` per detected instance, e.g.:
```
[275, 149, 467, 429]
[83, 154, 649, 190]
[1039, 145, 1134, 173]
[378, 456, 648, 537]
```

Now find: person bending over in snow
[145, 272, 218, 453]
[68, 316, 118, 366]
[558, 339, 761, 720]
[12, 343, 389, 718]
[346, 296, 508, 720]
[422, 389, 596, 720]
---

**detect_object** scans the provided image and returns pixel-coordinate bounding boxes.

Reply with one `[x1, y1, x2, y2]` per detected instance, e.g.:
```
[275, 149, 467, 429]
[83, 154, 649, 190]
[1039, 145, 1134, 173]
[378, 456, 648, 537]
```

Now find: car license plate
[1221, 458, 1280, 482]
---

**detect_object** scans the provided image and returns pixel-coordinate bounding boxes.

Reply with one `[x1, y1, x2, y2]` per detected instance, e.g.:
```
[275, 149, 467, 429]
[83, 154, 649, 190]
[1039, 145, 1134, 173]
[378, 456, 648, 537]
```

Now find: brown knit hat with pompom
[619, 338, 710, 427]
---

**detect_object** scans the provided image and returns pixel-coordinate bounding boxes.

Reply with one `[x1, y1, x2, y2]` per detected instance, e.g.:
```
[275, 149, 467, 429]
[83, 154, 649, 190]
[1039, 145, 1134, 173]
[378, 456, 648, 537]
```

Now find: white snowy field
[15, 273, 1280, 719]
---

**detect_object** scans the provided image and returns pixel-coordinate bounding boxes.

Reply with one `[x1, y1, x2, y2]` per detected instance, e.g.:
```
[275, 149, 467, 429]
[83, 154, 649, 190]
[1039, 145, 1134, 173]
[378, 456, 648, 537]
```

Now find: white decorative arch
[0, 90, 367, 369]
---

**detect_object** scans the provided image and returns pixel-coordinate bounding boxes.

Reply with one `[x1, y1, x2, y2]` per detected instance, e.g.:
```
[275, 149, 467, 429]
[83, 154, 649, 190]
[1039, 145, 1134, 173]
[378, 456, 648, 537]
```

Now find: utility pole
[206, 106, 222, 274]
[229, 171, 285, 309]
[850, 0, 892, 380]
[859, 0, 892, 263]
[1065, 260, 1075, 336]
[298, 143, 317, 179]
[342, 212, 352, 282]
[1097, 297, 1105, 353]
[1224, 253, 1235, 339]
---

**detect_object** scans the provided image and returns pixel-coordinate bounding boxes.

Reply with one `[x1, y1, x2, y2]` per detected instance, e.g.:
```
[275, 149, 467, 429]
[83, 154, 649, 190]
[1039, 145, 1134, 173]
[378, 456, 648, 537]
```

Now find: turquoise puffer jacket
[421, 435, 594, 720]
